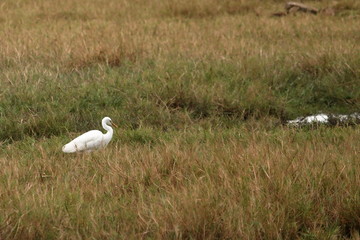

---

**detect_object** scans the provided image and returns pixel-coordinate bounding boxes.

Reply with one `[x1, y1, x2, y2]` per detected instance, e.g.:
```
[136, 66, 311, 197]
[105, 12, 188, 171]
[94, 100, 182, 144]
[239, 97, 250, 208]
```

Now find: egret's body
[62, 117, 116, 153]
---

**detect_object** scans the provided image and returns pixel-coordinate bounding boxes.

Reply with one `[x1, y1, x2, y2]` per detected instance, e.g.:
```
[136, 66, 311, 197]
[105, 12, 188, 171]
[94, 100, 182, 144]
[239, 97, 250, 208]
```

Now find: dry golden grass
[0, 0, 359, 72]
[1, 126, 360, 239]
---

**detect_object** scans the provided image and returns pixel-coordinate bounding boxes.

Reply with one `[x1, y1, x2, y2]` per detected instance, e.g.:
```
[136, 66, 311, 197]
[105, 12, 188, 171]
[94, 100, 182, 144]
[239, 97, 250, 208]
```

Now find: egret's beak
[111, 122, 118, 128]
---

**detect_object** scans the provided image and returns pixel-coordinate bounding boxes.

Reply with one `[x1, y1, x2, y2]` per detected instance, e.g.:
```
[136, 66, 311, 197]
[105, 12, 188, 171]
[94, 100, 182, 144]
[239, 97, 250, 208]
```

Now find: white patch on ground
[287, 113, 360, 127]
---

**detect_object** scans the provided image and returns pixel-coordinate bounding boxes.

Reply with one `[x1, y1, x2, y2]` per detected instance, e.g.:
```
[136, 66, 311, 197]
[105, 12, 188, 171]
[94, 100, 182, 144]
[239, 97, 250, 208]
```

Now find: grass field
[1, 0, 360, 239]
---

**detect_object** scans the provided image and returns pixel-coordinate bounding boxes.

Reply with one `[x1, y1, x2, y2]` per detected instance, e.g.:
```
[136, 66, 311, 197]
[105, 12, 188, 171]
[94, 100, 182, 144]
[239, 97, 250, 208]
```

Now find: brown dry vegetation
[0, 0, 359, 69]
[0, 0, 360, 239]
[0, 127, 360, 239]
[2, 127, 360, 239]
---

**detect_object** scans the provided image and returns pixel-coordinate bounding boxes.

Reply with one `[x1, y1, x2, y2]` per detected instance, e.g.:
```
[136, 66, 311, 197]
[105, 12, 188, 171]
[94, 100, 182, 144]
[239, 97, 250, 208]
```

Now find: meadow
[0, 0, 360, 239]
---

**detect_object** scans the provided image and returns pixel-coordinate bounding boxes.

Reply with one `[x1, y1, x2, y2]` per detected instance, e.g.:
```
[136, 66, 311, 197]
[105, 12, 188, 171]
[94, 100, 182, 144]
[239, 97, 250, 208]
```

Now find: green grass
[0, 0, 360, 239]
[1, 58, 359, 142]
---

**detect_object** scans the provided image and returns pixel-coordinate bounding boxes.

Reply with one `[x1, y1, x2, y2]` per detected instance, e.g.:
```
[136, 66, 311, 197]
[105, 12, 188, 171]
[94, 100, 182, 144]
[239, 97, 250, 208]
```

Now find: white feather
[62, 117, 116, 153]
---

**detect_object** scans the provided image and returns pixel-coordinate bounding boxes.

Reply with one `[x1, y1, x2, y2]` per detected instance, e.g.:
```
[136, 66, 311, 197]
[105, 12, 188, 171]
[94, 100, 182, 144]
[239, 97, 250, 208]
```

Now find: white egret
[62, 117, 117, 153]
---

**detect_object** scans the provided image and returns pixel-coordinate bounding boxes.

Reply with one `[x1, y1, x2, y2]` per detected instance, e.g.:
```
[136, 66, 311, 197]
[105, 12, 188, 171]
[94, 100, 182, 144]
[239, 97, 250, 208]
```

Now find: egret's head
[103, 117, 118, 128]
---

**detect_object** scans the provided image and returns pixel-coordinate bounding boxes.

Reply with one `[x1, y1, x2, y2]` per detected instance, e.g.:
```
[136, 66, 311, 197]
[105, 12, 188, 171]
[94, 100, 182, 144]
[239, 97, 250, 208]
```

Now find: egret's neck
[102, 122, 113, 145]
[102, 121, 113, 133]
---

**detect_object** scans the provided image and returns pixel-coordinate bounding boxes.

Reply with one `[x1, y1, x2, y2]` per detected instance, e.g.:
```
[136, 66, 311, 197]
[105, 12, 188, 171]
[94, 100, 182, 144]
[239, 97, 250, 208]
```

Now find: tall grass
[0, 0, 360, 239]
[1, 127, 360, 239]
